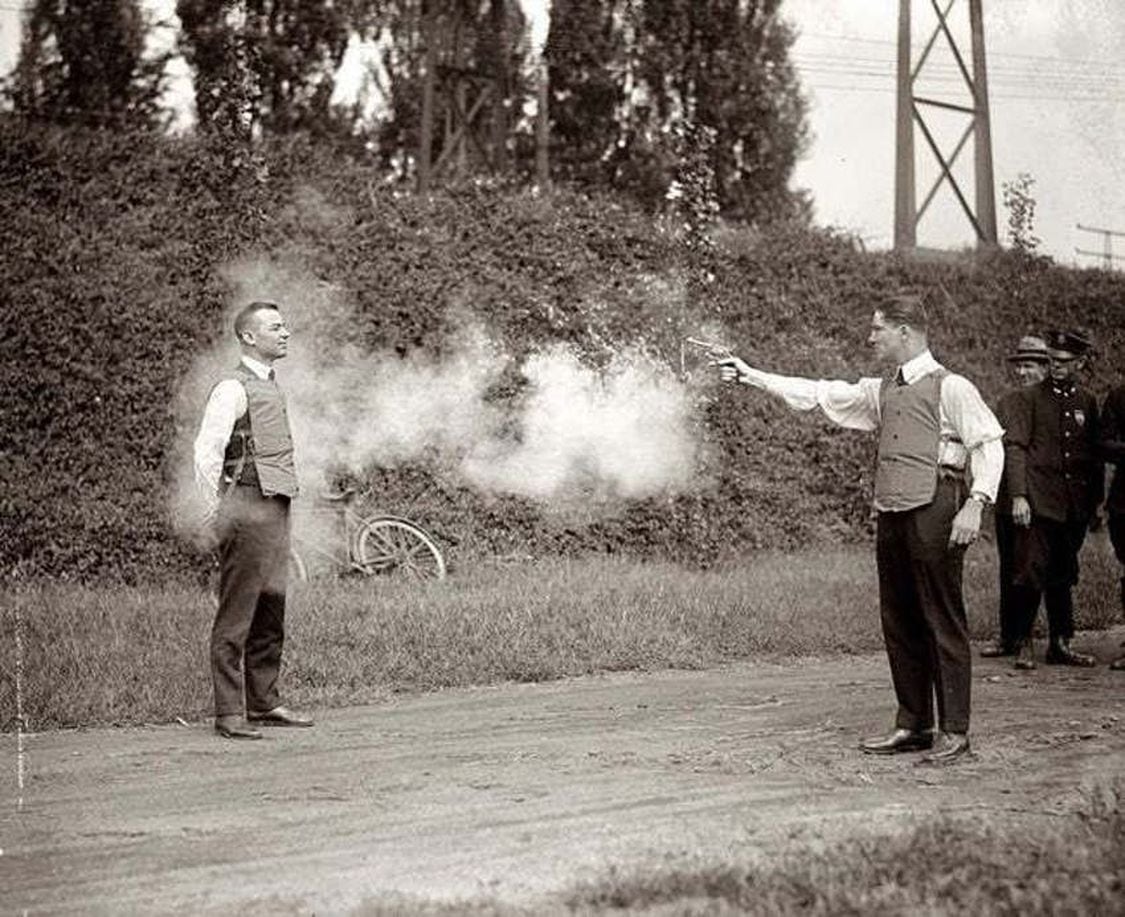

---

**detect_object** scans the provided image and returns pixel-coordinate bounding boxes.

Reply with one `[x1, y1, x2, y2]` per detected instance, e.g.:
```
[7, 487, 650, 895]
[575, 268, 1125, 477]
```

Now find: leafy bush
[3, 122, 1124, 582]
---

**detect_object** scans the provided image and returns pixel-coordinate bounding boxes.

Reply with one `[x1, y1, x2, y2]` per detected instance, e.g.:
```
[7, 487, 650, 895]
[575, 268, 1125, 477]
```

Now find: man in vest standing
[1101, 380, 1125, 671]
[194, 301, 313, 739]
[1004, 329, 1103, 670]
[980, 336, 1051, 659]
[713, 294, 1003, 764]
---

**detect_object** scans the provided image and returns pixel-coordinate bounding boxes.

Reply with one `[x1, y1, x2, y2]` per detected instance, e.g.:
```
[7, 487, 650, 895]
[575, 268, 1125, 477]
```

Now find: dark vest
[874, 369, 949, 512]
[220, 365, 299, 498]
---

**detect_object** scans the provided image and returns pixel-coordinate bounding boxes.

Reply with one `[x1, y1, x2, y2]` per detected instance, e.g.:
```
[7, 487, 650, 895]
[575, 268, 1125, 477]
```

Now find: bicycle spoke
[355, 518, 446, 580]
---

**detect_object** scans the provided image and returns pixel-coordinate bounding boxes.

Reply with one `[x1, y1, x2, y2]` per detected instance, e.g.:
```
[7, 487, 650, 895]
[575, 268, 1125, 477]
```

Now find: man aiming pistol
[711, 293, 1004, 764]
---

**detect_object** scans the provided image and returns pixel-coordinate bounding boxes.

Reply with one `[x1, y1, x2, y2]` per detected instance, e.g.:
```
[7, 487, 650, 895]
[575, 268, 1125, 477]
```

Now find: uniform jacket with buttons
[1101, 385, 1125, 516]
[1003, 378, 1103, 522]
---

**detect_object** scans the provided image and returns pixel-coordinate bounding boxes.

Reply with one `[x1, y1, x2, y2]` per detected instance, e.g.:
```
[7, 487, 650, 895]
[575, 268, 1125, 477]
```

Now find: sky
[1, 1, 1122, 265]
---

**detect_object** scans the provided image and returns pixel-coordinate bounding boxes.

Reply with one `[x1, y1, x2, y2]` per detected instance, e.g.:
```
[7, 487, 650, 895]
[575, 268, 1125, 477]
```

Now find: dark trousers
[211, 486, 291, 717]
[1110, 513, 1125, 614]
[993, 512, 1019, 651]
[1011, 514, 1089, 643]
[876, 478, 971, 734]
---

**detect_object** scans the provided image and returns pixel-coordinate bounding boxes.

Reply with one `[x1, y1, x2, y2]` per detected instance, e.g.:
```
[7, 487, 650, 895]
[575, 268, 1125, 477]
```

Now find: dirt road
[4, 631, 1125, 915]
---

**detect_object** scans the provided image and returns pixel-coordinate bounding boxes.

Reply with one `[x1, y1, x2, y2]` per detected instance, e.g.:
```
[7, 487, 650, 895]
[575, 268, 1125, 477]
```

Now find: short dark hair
[233, 301, 281, 340]
[878, 293, 929, 333]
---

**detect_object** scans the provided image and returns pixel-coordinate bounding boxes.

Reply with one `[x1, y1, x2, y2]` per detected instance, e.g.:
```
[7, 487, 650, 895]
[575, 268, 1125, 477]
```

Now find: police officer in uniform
[1004, 329, 1104, 669]
[980, 336, 1051, 658]
[714, 293, 1003, 764]
[1100, 380, 1125, 670]
[194, 301, 313, 739]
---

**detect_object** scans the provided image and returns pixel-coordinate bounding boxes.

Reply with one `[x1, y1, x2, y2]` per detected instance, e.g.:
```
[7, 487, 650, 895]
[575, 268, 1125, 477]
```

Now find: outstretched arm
[714, 355, 881, 432]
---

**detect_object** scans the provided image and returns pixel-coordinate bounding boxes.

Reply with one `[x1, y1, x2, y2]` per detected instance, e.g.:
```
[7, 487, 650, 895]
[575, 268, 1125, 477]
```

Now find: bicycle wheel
[354, 516, 447, 580]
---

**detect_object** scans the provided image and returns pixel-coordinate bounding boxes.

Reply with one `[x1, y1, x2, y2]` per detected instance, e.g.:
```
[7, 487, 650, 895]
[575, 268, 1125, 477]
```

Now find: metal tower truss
[895, 0, 998, 250]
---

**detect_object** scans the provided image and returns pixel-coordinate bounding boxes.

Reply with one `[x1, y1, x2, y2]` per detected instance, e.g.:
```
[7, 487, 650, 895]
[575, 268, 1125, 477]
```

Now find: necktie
[894, 368, 906, 386]
[267, 369, 275, 381]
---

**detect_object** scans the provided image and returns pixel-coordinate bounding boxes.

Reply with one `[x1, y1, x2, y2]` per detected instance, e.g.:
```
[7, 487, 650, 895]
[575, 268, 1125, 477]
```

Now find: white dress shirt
[739, 350, 1005, 502]
[193, 355, 274, 512]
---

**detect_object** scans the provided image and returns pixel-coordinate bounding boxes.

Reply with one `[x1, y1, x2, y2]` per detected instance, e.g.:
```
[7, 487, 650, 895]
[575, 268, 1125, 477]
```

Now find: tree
[176, 0, 378, 138]
[1002, 172, 1042, 258]
[543, 0, 629, 187]
[545, 0, 809, 223]
[6, 0, 170, 130]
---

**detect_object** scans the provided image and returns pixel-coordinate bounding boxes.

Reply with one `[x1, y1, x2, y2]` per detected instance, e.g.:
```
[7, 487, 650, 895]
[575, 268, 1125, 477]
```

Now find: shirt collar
[897, 349, 942, 385]
[240, 355, 273, 380]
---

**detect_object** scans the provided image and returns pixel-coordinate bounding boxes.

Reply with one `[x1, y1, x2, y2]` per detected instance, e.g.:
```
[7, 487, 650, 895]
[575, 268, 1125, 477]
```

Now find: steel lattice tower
[895, 0, 998, 251]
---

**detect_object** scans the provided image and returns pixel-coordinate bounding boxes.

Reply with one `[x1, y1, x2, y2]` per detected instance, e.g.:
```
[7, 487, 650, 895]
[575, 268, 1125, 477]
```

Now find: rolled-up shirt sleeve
[941, 374, 1005, 501]
[741, 368, 881, 432]
[193, 380, 246, 513]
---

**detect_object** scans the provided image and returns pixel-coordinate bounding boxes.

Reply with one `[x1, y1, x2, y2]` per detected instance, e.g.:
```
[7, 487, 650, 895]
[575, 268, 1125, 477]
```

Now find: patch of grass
[344, 785, 1125, 915]
[563, 784, 1125, 916]
[1, 541, 1119, 730]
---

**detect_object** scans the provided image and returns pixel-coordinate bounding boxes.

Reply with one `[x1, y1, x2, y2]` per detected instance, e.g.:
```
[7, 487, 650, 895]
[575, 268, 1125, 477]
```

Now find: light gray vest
[873, 369, 950, 512]
[220, 365, 299, 498]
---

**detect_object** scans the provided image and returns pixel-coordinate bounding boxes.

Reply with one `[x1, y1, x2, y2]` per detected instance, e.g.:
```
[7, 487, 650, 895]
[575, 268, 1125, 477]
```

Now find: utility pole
[418, 0, 438, 192]
[894, 0, 998, 252]
[1075, 223, 1125, 271]
[894, 0, 916, 250]
[535, 60, 550, 189]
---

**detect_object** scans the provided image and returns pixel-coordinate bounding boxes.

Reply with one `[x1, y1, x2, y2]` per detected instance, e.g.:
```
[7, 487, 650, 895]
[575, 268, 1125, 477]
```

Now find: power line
[791, 53, 1125, 93]
[794, 47, 1125, 75]
[799, 29, 1124, 69]
[1076, 223, 1125, 271]
[796, 66, 1124, 95]
[803, 81, 1125, 104]
[793, 59, 1125, 90]
[792, 48, 1125, 103]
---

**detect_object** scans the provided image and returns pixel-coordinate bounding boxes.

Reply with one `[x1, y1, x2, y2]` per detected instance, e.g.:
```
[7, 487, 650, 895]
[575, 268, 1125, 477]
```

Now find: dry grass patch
[2, 538, 1119, 730]
[563, 785, 1125, 915]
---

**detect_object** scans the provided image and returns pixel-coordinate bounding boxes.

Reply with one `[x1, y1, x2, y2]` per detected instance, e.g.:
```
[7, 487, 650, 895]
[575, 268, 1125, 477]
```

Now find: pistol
[684, 337, 733, 359]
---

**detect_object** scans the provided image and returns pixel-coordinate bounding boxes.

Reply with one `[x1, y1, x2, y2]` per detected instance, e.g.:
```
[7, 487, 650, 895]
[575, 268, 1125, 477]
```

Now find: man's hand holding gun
[685, 337, 755, 386]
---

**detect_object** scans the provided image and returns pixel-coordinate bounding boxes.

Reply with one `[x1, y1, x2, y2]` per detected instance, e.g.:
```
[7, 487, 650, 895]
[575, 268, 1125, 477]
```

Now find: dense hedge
[3, 123, 1124, 582]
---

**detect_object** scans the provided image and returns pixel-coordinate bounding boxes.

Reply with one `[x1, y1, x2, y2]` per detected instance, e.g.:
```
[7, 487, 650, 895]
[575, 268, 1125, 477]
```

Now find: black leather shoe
[859, 728, 934, 755]
[979, 641, 1015, 658]
[1045, 640, 1096, 667]
[1109, 655, 1125, 671]
[215, 715, 263, 740]
[919, 732, 971, 765]
[247, 705, 314, 727]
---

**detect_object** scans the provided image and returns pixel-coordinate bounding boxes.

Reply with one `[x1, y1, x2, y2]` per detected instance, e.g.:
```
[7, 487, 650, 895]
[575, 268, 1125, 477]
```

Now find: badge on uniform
[1074, 409, 1085, 427]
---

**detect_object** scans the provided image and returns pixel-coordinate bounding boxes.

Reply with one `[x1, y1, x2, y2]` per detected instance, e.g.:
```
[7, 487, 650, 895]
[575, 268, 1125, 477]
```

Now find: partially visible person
[981, 336, 1052, 660]
[714, 292, 1004, 765]
[194, 301, 313, 739]
[1101, 380, 1125, 671]
[1004, 329, 1104, 670]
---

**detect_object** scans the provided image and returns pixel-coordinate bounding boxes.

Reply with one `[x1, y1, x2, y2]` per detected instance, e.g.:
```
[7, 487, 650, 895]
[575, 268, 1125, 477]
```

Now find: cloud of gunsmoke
[171, 253, 704, 536]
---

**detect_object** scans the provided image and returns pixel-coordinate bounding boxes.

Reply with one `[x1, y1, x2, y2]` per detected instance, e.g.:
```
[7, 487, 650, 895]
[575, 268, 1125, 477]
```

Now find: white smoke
[461, 345, 696, 502]
[172, 254, 707, 529]
[289, 323, 507, 484]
